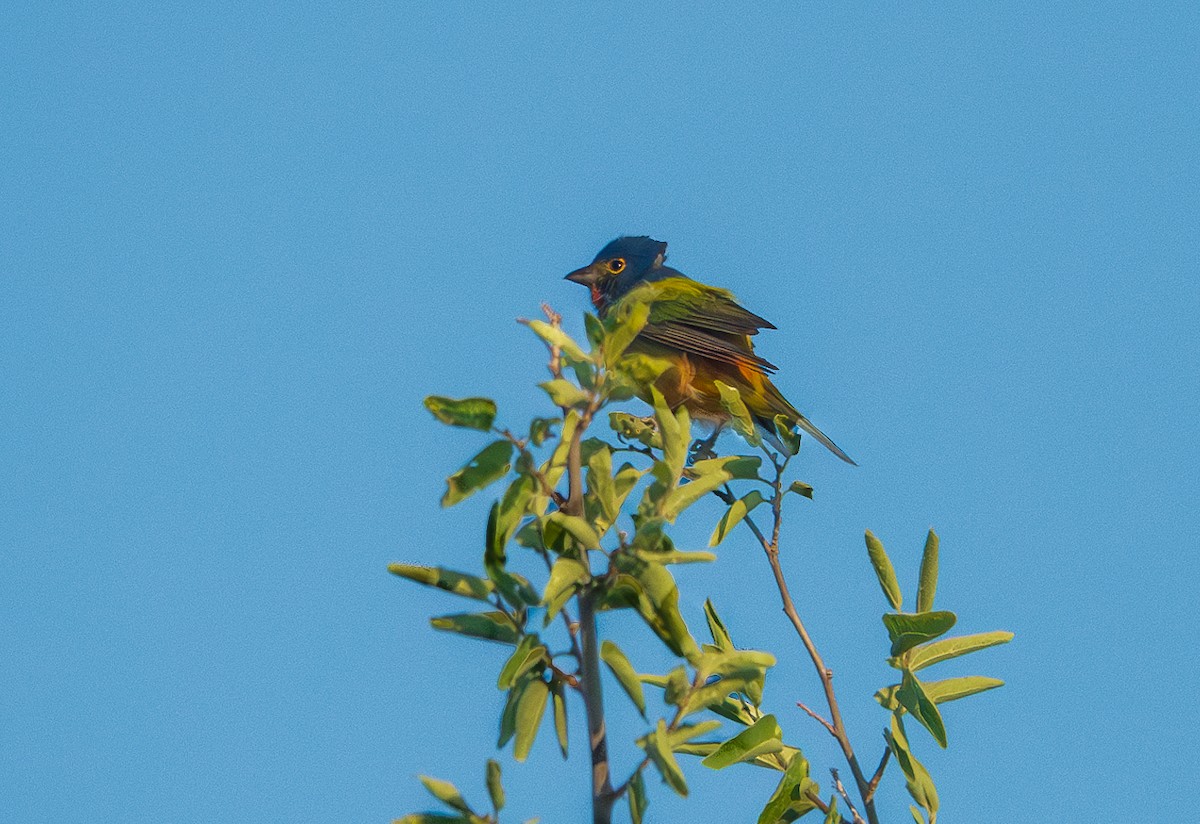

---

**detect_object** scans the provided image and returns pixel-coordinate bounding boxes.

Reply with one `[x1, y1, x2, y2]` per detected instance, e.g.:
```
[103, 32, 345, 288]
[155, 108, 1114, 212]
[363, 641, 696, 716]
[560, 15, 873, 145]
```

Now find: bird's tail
[754, 382, 857, 465]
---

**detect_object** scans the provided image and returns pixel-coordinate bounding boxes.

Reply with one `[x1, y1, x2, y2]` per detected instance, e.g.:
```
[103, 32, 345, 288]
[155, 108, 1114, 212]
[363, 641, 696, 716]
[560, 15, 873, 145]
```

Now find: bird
[565, 236, 855, 464]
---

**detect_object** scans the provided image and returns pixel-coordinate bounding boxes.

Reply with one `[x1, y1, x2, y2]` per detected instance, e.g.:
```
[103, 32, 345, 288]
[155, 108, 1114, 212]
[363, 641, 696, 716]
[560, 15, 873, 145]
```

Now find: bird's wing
[622, 278, 779, 374]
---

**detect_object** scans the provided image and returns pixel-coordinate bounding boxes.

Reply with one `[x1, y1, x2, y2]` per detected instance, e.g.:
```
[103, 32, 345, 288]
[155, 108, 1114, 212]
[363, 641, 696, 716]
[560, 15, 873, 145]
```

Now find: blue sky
[2, 3, 1198, 822]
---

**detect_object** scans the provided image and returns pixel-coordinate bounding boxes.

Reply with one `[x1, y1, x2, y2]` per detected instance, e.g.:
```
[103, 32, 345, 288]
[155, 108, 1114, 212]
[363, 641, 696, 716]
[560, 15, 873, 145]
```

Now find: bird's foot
[688, 436, 719, 463]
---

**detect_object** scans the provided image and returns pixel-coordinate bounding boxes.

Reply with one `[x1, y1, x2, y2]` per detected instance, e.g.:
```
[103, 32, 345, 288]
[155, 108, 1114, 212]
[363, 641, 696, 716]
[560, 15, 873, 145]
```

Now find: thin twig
[612, 668, 707, 803]
[804, 789, 831, 815]
[496, 427, 566, 507]
[547, 661, 580, 689]
[735, 456, 880, 824]
[530, 524, 584, 665]
[831, 769, 866, 824]
[538, 308, 613, 824]
[866, 746, 890, 803]
[796, 700, 837, 737]
[610, 756, 650, 801]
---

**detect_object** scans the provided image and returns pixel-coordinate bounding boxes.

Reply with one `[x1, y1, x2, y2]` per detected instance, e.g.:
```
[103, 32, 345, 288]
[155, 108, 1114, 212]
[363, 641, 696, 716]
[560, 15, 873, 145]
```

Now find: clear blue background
[3, 3, 1197, 822]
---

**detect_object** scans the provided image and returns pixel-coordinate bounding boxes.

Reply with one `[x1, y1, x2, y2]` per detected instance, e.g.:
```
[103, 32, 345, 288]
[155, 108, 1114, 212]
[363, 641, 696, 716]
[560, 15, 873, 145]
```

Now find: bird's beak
[565, 264, 598, 286]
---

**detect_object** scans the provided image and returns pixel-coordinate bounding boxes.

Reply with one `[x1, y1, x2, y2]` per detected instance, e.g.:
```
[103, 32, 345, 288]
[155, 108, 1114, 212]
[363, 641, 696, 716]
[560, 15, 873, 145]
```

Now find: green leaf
[672, 740, 719, 758]
[882, 611, 957, 657]
[539, 378, 589, 409]
[394, 814, 472, 824]
[528, 417, 558, 447]
[876, 675, 1005, 710]
[512, 677, 550, 762]
[485, 759, 504, 812]
[580, 436, 609, 463]
[544, 512, 601, 550]
[542, 558, 587, 624]
[637, 672, 670, 688]
[682, 649, 776, 716]
[678, 740, 798, 771]
[613, 462, 644, 508]
[631, 515, 668, 552]
[703, 599, 734, 651]
[710, 490, 766, 546]
[786, 481, 813, 500]
[604, 299, 650, 364]
[430, 611, 518, 645]
[916, 529, 939, 613]
[498, 674, 531, 747]
[628, 769, 648, 824]
[600, 640, 646, 716]
[637, 548, 716, 565]
[889, 714, 939, 821]
[614, 353, 672, 388]
[537, 410, 577, 497]
[704, 694, 758, 726]
[642, 719, 688, 797]
[584, 312, 605, 347]
[651, 387, 689, 484]
[442, 440, 513, 507]
[496, 474, 537, 548]
[486, 502, 540, 608]
[662, 666, 691, 706]
[911, 806, 926, 824]
[550, 677, 569, 758]
[714, 381, 761, 447]
[424, 395, 497, 431]
[927, 675, 1004, 704]
[609, 412, 662, 449]
[757, 750, 811, 824]
[388, 564, 494, 602]
[896, 671, 947, 748]
[586, 444, 618, 526]
[526, 319, 589, 362]
[696, 648, 777, 680]
[612, 554, 701, 663]
[419, 776, 472, 813]
[823, 797, 840, 824]
[906, 631, 1014, 671]
[772, 414, 802, 456]
[721, 456, 765, 480]
[865, 530, 903, 611]
[667, 721, 723, 752]
[573, 357, 598, 390]
[497, 635, 547, 689]
[663, 455, 762, 522]
[701, 714, 784, 770]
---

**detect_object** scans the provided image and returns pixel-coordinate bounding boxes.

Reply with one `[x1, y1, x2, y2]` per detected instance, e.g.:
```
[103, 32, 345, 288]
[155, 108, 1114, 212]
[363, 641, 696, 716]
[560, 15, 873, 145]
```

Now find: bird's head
[565, 236, 671, 314]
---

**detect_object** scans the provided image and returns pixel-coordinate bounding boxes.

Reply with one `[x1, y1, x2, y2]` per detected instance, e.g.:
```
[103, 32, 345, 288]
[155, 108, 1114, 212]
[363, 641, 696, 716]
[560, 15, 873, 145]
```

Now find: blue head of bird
[565, 236, 676, 315]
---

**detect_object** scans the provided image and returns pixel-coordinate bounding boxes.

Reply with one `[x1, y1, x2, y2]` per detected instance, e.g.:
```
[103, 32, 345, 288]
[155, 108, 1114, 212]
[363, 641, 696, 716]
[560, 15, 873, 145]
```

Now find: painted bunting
[566, 236, 855, 464]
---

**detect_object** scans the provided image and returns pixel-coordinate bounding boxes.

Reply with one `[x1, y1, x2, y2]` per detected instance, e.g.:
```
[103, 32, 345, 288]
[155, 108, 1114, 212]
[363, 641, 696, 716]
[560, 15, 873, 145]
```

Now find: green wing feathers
[615, 277, 857, 465]
[623, 279, 778, 373]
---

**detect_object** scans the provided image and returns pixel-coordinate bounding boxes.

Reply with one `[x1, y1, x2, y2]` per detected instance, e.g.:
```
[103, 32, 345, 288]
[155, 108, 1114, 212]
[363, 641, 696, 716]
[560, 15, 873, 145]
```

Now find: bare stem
[804, 789, 831, 816]
[796, 700, 837, 736]
[542, 305, 613, 824]
[866, 746, 891, 803]
[577, 586, 614, 824]
[832, 768, 866, 824]
[736, 458, 880, 824]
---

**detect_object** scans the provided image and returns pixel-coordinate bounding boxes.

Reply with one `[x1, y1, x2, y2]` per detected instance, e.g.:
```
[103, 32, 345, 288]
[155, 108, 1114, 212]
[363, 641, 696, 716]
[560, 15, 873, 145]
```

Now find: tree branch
[865, 745, 890, 803]
[796, 700, 837, 737]
[831, 768, 866, 824]
[741, 457, 881, 824]
[541, 305, 613, 824]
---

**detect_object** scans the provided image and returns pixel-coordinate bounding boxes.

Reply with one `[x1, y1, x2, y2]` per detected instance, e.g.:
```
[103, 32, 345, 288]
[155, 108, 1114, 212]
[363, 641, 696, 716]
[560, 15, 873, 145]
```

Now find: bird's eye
[607, 258, 626, 274]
